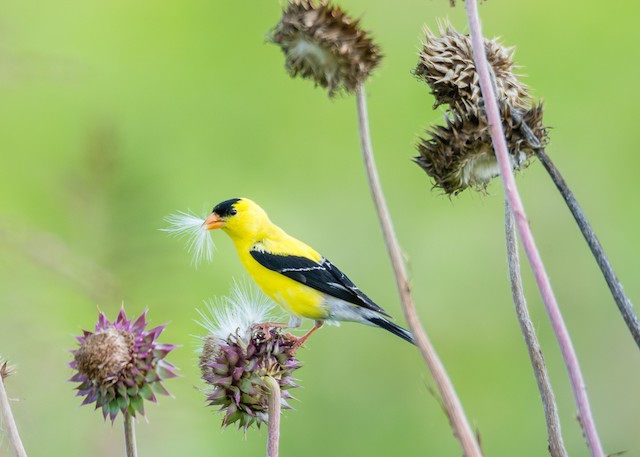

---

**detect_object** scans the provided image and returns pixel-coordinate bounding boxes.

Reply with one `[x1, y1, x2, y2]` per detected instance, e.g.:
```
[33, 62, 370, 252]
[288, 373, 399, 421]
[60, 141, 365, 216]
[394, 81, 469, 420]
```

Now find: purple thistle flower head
[198, 283, 302, 431]
[69, 307, 178, 422]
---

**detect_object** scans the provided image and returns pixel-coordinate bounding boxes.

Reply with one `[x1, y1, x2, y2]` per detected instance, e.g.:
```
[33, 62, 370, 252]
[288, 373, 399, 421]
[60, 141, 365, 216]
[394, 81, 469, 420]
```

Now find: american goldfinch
[203, 198, 415, 346]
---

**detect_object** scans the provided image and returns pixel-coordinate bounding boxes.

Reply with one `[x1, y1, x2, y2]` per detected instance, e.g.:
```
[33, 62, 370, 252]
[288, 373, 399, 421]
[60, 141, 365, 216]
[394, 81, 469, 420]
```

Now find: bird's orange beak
[204, 213, 225, 230]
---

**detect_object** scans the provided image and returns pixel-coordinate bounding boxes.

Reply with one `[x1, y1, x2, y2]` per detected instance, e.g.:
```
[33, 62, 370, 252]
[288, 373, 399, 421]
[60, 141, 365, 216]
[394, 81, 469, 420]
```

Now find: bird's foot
[288, 320, 324, 353]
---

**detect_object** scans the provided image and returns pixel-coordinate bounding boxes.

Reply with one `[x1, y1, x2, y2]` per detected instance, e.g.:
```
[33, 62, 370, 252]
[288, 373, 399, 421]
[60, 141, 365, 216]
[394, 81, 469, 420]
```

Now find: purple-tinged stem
[464, 1, 604, 456]
[505, 199, 568, 457]
[264, 376, 281, 457]
[0, 373, 28, 457]
[355, 84, 482, 457]
[124, 413, 138, 457]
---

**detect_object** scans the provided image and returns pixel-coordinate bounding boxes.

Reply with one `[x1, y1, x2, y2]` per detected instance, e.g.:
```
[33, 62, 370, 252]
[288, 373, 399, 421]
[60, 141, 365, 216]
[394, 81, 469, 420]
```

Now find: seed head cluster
[416, 103, 546, 194]
[270, 0, 381, 96]
[414, 23, 547, 194]
[415, 24, 530, 110]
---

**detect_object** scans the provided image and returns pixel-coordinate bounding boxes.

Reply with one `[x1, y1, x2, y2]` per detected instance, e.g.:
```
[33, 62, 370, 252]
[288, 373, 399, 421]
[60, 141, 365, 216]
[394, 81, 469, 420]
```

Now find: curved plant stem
[535, 147, 640, 348]
[464, 1, 605, 455]
[355, 84, 482, 457]
[511, 108, 640, 349]
[505, 199, 568, 457]
[0, 372, 27, 457]
[264, 376, 281, 457]
[124, 413, 138, 457]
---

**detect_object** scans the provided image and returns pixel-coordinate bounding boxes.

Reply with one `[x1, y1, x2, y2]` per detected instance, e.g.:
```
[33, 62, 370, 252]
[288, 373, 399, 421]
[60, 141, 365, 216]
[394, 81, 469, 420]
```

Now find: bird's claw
[287, 320, 324, 353]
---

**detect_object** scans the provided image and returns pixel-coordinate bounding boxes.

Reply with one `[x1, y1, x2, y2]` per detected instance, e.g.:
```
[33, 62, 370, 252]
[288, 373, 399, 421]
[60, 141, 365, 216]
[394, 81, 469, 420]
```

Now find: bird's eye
[230, 208, 237, 215]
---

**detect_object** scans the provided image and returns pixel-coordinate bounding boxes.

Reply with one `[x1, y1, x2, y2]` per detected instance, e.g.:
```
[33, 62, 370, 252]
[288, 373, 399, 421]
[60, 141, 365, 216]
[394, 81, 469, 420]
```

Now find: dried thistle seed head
[270, 0, 382, 96]
[69, 308, 178, 422]
[198, 284, 301, 431]
[415, 23, 529, 110]
[199, 334, 220, 381]
[415, 103, 547, 194]
[74, 327, 133, 385]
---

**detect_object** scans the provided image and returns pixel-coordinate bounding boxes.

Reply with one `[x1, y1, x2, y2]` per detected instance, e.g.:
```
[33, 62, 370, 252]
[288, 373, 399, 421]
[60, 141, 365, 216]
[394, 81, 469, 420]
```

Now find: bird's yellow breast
[219, 198, 331, 320]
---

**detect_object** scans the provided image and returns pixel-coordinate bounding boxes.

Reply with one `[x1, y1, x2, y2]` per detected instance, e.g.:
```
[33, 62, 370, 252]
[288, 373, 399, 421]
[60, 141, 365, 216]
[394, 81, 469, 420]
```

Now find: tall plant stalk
[505, 199, 568, 457]
[124, 413, 138, 457]
[355, 84, 483, 457]
[264, 376, 281, 457]
[0, 371, 28, 457]
[464, 1, 604, 455]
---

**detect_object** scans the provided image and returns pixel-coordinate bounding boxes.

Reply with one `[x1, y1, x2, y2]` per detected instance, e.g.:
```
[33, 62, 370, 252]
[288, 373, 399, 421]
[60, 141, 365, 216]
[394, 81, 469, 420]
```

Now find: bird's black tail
[367, 316, 415, 345]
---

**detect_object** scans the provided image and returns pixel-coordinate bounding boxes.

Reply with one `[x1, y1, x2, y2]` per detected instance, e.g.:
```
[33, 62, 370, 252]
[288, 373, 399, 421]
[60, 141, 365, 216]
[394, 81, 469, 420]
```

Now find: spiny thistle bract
[69, 308, 178, 422]
[198, 284, 301, 431]
[414, 23, 530, 110]
[270, 0, 382, 96]
[414, 23, 548, 194]
[415, 103, 547, 195]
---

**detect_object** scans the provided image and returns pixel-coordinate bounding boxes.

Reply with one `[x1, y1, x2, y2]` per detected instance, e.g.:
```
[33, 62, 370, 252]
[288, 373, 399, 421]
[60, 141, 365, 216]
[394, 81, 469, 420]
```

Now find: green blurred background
[1, 0, 638, 455]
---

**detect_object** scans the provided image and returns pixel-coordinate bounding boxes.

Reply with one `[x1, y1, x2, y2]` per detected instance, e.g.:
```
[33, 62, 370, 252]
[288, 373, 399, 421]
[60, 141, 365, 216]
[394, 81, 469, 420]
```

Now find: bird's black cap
[213, 198, 241, 217]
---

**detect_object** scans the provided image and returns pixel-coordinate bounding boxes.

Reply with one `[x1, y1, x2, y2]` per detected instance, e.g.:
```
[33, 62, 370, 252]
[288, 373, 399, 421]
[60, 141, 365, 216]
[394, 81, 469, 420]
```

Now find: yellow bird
[203, 198, 414, 347]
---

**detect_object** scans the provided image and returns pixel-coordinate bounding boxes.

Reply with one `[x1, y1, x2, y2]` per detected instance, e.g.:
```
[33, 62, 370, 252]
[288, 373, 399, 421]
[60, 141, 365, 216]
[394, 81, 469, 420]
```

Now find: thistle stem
[505, 199, 568, 457]
[124, 413, 138, 457]
[510, 108, 640, 348]
[0, 373, 27, 457]
[535, 147, 640, 348]
[264, 376, 281, 457]
[464, 1, 604, 455]
[355, 84, 482, 457]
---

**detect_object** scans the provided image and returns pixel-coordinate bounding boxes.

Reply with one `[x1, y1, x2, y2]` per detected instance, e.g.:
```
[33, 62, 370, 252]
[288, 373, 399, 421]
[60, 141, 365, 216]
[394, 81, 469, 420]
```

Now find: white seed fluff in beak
[162, 211, 215, 267]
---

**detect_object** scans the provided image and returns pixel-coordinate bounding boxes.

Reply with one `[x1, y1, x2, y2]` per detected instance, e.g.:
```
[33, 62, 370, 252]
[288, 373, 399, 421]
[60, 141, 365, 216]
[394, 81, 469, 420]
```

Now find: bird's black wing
[250, 250, 391, 317]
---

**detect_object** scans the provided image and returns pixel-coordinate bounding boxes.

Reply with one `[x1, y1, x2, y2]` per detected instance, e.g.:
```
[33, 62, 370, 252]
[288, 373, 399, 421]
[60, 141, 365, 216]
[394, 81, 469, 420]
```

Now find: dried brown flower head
[413, 22, 548, 194]
[414, 23, 529, 110]
[415, 103, 547, 194]
[74, 327, 134, 385]
[270, 0, 382, 96]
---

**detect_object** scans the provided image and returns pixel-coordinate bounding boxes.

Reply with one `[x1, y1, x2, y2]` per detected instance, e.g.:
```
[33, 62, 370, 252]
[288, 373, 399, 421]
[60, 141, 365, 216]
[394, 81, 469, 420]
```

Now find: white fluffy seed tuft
[161, 210, 215, 267]
[197, 280, 280, 343]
